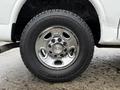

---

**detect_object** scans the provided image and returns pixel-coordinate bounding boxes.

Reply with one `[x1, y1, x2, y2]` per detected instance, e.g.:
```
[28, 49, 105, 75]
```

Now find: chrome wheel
[35, 26, 79, 69]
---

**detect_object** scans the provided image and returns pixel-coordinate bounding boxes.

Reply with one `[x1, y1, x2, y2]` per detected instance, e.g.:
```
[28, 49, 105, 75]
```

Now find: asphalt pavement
[0, 42, 120, 90]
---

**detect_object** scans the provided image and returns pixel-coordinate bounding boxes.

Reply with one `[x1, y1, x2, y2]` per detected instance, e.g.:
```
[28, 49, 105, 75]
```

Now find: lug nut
[51, 39, 55, 43]
[63, 42, 67, 46]
[64, 48, 67, 52]
[54, 55, 57, 57]
[58, 38, 62, 42]
[60, 54, 64, 57]
[49, 51, 52, 53]
[48, 44, 51, 48]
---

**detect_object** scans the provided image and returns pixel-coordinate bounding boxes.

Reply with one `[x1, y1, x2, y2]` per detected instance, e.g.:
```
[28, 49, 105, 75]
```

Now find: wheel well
[12, 0, 100, 45]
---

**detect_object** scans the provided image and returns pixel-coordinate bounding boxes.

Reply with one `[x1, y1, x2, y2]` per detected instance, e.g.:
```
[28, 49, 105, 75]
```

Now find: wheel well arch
[12, 0, 101, 45]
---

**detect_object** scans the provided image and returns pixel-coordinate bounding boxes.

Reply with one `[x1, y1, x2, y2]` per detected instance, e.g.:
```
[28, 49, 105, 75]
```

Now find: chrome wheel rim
[35, 26, 79, 69]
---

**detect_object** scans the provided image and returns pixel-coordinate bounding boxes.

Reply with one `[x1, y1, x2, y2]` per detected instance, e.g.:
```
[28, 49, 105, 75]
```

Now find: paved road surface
[0, 44, 120, 90]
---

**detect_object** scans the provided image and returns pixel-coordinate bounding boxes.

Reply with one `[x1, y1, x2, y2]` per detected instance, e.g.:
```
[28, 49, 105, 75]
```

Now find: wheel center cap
[53, 44, 63, 54]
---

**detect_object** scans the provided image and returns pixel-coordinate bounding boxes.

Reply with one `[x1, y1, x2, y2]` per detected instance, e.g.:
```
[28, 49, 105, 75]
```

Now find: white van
[0, 0, 120, 82]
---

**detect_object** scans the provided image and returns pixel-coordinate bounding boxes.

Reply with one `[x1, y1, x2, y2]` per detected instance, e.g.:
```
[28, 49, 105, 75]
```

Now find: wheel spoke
[61, 55, 75, 66]
[66, 33, 78, 49]
[42, 56, 55, 67]
[50, 27, 64, 37]
[36, 34, 49, 49]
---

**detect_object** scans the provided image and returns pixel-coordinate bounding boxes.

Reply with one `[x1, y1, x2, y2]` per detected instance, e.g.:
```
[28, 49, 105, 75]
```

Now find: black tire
[20, 9, 94, 82]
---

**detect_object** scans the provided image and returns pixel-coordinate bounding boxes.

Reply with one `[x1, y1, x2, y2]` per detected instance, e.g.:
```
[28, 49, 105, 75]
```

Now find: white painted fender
[89, 0, 120, 45]
[0, 0, 26, 41]
[1, 0, 119, 45]
[10, 0, 27, 23]
[10, 0, 106, 42]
